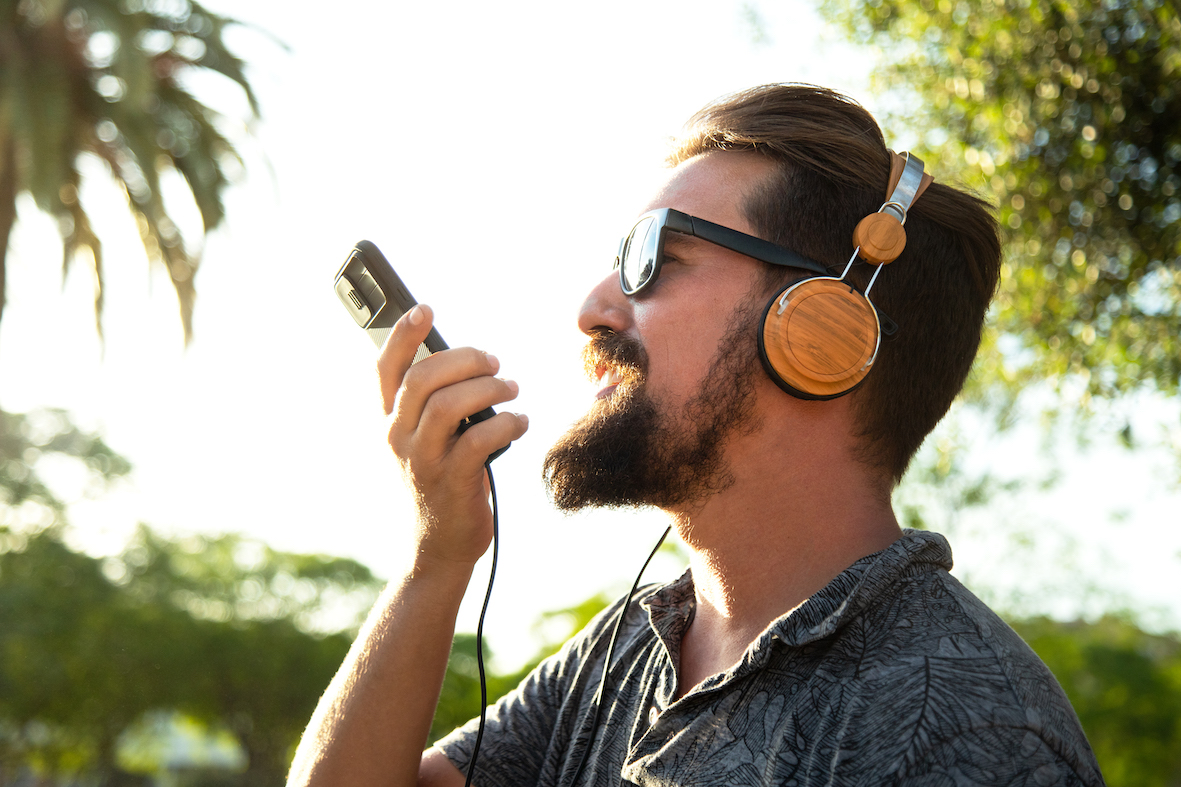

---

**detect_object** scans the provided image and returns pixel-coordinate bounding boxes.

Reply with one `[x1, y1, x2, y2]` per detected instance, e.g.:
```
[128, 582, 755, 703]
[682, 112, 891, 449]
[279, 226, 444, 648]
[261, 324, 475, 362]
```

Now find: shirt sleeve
[435, 646, 571, 786]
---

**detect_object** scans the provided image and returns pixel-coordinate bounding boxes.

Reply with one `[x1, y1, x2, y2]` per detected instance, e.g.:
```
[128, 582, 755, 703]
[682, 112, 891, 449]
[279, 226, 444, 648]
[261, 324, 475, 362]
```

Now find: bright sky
[2, 0, 1178, 669]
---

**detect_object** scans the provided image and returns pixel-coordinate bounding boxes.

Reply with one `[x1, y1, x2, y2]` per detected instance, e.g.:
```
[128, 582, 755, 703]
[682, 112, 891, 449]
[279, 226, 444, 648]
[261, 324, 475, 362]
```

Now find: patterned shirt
[438, 530, 1105, 786]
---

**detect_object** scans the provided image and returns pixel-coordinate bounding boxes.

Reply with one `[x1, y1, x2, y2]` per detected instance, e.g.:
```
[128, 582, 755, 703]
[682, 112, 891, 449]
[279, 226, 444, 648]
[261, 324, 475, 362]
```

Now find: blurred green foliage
[824, 0, 1181, 407]
[0, 407, 130, 518]
[0, 409, 381, 785]
[0, 525, 376, 786]
[114, 525, 382, 635]
[0, 0, 262, 342]
[1012, 616, 1181, 785]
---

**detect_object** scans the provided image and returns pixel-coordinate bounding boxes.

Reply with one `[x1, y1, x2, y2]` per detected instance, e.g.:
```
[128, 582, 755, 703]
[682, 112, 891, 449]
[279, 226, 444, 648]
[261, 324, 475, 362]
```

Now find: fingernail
[485, 353, 499, 368]
[503, 379, 519, 394]
[517, 413, 529, 428]
[408, 305, 424, 325]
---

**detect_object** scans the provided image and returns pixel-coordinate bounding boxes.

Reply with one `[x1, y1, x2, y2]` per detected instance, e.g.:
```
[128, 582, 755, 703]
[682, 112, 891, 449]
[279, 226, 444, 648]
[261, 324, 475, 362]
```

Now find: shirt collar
[639, 529, 954, 655]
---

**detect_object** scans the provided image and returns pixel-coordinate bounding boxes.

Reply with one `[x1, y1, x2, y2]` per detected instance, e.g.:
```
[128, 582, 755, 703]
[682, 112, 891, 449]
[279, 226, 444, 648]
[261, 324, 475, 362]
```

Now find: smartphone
[335, 240, 508, 461]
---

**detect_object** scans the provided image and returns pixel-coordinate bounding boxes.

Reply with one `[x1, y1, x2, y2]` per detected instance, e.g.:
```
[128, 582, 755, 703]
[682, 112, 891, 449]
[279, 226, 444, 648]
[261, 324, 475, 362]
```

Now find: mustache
[581, 330, 647, 380]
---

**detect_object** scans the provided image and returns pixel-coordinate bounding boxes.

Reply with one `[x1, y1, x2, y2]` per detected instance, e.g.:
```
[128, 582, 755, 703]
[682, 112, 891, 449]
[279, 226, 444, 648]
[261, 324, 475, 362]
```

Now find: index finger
[377, 303, 434, 415]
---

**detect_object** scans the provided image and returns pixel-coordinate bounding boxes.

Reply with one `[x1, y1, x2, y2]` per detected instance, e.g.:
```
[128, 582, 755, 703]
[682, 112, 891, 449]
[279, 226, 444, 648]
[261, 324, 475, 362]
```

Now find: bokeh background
[2, 0, 1180, 783]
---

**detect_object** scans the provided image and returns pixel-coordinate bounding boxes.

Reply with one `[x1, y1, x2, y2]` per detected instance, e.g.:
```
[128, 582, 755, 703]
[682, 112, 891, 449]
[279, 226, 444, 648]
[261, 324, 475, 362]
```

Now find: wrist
[406, 548, 479, 587]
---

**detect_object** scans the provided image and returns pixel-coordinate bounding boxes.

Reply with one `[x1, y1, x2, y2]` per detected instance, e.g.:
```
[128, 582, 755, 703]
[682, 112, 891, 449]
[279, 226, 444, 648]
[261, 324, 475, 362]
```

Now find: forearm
[287, 557, 474, 787]
[288, 303, 526, 786]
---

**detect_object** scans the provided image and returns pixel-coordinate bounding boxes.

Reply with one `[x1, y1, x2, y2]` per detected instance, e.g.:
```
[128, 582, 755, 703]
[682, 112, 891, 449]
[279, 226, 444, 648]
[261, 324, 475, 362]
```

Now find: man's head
[544, 84, 1002, 509]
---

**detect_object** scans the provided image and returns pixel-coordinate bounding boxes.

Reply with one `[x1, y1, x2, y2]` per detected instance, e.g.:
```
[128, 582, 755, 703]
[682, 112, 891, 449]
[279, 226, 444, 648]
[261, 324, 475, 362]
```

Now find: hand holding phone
[335, 240, 511, 462]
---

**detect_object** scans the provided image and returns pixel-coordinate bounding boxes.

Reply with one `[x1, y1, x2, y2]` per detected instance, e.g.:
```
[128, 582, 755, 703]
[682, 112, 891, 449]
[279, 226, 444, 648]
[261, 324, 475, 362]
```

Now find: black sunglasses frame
[613, 208, 834, 296]
[612, 207, 898, 337]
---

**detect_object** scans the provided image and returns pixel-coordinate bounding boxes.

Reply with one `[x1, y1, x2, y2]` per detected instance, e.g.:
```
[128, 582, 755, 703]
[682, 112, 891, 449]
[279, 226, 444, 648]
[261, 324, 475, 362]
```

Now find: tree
[106, 527, 382, 784]
[0, 525, 196, 782]
[0, 0, 261, 344]
[825, 0, 1181, 406]
[0, 522, 379, 786]
[0, 406, 130, 523]
[2, 410, 381, 785]
[190, 617, 356, 785]
[111, 524, 382, 637]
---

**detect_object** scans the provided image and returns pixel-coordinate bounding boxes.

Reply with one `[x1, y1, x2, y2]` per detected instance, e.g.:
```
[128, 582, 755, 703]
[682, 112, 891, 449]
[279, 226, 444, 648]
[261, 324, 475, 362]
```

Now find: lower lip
[595, 383, 619, 400]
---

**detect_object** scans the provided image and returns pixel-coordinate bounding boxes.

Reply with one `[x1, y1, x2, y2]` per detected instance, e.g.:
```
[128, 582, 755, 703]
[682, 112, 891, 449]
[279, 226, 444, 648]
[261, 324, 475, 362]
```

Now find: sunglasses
[613, 208, 833, 296]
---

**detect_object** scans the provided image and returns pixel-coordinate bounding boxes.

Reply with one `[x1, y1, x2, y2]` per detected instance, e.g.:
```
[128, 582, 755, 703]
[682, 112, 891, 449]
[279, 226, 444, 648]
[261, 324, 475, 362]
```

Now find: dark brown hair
[670, 84, 1002, 484]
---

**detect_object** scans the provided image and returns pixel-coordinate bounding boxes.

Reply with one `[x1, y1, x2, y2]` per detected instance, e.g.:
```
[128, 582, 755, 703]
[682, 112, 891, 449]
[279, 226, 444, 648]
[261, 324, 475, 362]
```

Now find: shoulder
[895, 724, 1103, 786]
[846, 563, 1105, 784]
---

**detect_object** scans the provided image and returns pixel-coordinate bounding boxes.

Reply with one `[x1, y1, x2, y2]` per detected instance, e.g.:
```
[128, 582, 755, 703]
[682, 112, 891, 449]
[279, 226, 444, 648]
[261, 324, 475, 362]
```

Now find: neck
[668, 396, 901, 695]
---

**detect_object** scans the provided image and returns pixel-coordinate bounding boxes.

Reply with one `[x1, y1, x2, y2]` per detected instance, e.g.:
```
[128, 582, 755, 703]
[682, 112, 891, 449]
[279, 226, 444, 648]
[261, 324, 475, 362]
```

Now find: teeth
[594, 365, 625, 387]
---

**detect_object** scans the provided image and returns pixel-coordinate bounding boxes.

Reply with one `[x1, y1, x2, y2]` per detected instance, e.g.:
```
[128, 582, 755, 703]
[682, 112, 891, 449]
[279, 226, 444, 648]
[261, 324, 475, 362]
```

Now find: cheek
[632, 308, 735, 397]
[630, 262, 766, 394]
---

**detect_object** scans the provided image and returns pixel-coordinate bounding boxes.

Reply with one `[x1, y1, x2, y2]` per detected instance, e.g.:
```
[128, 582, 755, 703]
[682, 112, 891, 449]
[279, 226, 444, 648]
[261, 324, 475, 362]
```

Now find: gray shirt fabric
[438, 529, 1105, 786]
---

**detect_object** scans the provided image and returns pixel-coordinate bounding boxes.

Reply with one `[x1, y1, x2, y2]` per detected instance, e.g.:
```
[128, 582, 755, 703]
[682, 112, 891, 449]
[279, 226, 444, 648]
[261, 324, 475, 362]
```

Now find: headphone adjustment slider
[776, 289, 792, 316]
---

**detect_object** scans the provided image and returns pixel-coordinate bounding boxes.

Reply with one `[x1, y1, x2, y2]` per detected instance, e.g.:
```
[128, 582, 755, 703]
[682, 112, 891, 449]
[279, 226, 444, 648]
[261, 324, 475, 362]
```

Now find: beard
[542, 299, 765, 512]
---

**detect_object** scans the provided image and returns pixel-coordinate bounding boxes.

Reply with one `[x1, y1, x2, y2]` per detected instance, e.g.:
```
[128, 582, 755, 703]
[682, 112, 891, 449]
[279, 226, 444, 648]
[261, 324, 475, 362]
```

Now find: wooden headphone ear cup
[760, 278, 880, 399]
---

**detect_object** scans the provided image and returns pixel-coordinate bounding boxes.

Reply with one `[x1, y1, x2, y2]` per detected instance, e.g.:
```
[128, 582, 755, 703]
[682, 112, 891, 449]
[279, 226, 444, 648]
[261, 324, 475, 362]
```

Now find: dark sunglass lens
[621, 216, 659, 294]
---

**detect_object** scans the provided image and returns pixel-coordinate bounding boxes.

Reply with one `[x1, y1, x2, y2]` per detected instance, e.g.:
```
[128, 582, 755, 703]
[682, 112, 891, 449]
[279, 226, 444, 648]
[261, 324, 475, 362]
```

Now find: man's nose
[577, 271, 631, 336]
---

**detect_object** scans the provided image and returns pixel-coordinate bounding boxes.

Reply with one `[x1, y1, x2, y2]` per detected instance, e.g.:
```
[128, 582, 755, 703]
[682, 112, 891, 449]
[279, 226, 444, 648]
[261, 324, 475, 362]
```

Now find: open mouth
[594, 364, 625, 399]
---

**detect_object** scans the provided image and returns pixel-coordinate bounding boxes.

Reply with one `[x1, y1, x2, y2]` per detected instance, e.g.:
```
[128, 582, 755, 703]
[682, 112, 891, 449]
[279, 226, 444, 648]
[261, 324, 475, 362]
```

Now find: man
[289, 85, 1104, 786]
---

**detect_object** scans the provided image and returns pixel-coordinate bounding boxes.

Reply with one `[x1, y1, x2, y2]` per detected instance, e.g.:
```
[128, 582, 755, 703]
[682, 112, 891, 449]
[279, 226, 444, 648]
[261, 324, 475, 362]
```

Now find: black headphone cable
[567, 524, 672, 786]
[460, 471, 672, 787]
[463, 460, 499, 787]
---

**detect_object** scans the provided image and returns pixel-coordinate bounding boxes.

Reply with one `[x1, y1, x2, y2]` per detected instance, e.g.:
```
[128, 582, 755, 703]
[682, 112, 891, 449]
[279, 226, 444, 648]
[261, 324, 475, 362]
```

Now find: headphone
[757, 151, 934, 400]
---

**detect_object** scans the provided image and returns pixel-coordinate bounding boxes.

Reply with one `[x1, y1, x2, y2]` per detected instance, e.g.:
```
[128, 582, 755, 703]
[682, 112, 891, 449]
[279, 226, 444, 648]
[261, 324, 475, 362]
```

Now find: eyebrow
[664, 231, 707, 254]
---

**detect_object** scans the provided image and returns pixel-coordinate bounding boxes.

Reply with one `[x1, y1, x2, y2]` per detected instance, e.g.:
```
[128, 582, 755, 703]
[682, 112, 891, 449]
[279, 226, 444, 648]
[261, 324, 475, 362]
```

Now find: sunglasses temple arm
[686, 215, 830, 277]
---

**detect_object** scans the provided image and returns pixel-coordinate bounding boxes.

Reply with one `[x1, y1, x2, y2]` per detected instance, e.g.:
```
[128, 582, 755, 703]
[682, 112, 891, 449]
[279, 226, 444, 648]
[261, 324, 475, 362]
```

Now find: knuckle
[457, 347, 493, 375]
[485, 378, 518, 407]
[420, 386, 457, 424]
[401, 358, 427, 388]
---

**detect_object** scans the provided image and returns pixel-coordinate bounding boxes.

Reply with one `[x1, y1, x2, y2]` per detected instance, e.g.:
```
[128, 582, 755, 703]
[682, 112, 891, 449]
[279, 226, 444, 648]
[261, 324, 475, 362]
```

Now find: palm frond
[157, 82, 236, 231]
[187, 2, 262, 117]
[58, 165, 104, 343]
[0, 0, 262, 348]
